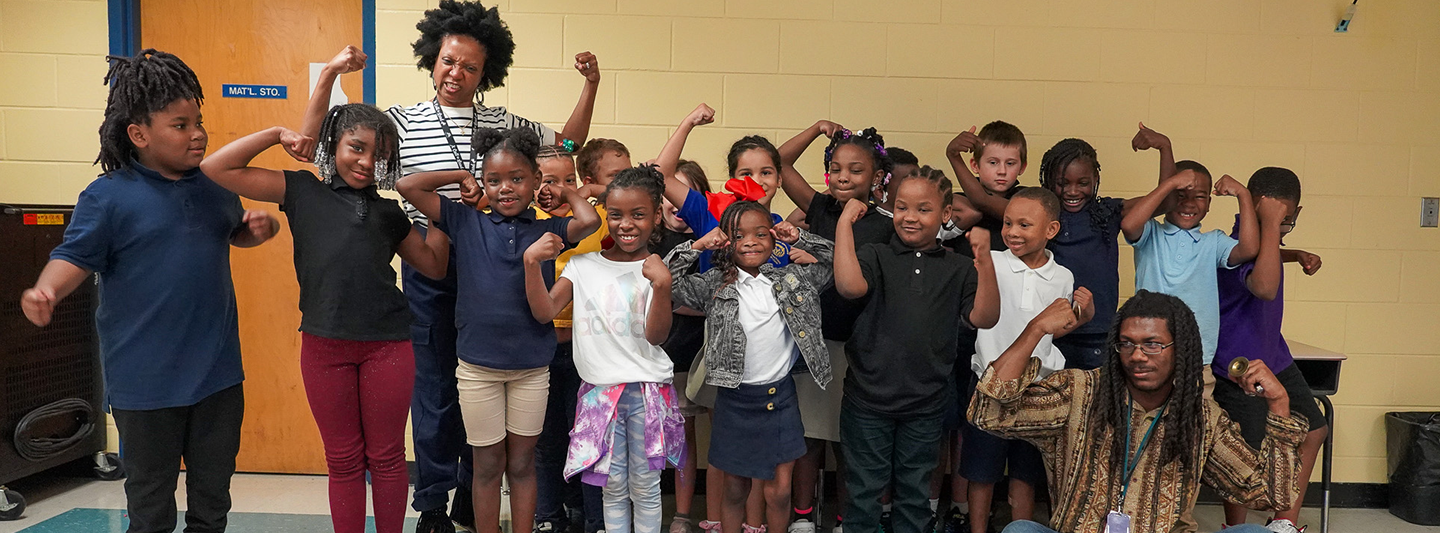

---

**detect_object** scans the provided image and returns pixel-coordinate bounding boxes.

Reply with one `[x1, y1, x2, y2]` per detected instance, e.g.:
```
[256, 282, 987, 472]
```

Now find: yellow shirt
[537, 202, 608, 329]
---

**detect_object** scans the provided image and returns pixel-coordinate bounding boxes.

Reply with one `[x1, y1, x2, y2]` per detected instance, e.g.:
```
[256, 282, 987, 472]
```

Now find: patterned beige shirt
[968, 358, 1308, 533]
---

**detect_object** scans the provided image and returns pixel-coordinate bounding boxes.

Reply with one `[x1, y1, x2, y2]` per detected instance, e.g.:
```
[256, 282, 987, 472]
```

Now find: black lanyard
[431, 98, 478, 173]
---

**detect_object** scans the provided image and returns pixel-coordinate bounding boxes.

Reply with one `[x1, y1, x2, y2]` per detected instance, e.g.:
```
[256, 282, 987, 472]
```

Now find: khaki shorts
[673, 371, 708, 417]
[794, 339, 848, 442]
[456, 361, 550, 447]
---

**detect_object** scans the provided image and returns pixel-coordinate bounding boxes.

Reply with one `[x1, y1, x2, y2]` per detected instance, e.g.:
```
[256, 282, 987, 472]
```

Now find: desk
[1287, 341, 1346, 533]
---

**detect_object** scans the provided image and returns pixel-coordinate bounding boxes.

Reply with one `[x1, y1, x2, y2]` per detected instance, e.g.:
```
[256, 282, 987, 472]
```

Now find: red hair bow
[704, 176, 767, 221]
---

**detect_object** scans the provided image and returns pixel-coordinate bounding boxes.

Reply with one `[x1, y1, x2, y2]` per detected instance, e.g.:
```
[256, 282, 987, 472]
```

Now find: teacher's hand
[575, 51, 600, 83]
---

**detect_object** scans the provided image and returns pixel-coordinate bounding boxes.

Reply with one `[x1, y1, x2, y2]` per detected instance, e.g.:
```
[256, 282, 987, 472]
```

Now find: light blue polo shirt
[1128, 218, 1239, 364]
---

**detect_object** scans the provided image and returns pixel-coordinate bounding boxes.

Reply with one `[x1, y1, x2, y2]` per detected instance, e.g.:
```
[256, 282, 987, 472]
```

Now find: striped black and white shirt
[386, 100, 556, 223]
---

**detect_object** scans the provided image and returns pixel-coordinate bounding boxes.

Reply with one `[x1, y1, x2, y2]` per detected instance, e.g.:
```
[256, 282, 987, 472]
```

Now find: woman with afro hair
[302, 2, 602, 533]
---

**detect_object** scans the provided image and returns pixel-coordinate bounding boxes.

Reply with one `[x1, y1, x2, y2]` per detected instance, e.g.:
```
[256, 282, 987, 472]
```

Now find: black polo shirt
[975, 185, 1027, 251]
[804, 192, 896, 342]
[844, 235, 978, 416]
[282, 170, 414, 341]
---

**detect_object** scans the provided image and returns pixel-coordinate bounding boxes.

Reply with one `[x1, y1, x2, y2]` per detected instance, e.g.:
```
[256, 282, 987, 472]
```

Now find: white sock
[952, 502, 968, 514]
[928, 499, 939, 513]
[882, 503, 892, 513]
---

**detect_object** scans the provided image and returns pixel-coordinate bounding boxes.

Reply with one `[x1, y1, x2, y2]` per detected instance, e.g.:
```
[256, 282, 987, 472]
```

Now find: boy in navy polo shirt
[1212, 168, 1328, 533]
[20, 50, 279, 533]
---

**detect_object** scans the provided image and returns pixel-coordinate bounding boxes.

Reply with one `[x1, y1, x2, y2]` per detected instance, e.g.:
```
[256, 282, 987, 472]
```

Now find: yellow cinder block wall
[2, 0, 1438, 485]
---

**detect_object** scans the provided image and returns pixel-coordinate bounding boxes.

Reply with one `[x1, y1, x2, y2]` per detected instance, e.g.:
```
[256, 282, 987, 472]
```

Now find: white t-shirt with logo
[560, 252, 674, 386]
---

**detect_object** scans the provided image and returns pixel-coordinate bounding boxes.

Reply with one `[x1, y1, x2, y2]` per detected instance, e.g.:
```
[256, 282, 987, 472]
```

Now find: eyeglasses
[1279, 206, 1302, 234]
[1113, 341, 1175, 356]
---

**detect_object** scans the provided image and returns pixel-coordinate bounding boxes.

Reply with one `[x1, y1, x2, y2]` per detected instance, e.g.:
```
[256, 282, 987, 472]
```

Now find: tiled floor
[1, 472, 1437, 532]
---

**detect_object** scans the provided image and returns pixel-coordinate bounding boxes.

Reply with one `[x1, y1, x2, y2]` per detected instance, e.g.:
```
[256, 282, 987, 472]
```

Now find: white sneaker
[1264, 519, 1306, 533]
[788, 519, 816, 533]
[831, 524, 843, 533]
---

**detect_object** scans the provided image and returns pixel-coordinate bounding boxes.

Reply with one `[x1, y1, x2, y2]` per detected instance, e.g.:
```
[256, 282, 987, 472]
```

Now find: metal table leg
[1318, 395, 1334, 533]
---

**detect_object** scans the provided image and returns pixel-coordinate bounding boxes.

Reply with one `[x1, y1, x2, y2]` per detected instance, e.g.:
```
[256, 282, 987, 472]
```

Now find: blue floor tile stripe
[16, 508, 419, 532]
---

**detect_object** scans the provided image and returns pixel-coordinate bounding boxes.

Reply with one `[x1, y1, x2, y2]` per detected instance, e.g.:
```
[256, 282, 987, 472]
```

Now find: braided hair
[313, 104, 402, 189]
[897, 165, 953, 205]
[96, 49, 204, 175]
[473, 127, 541, 174]
[823, 127, 894, 190]
[1090, 290, 1207, 494]
[1039, 138, 1115, 246]
[711, 200, 773, 292]
[412, 0, 514, 96]
[607, 164, 666, 211]
[726, 135, 782, 178]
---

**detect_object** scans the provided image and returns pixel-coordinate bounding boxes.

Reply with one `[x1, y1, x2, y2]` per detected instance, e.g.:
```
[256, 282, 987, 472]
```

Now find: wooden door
[141, 0, 365, 474]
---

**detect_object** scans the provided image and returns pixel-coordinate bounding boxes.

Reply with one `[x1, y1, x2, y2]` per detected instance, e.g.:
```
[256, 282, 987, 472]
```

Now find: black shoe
[878, 512, 893, 533]
[418, 509, 457, 533]
[451, 488, 476, 532]
[923, 512, 940, 533]
[940, 509, 968, 533]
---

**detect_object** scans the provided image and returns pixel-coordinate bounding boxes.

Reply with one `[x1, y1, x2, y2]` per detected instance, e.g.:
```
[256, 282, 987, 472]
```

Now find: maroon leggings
[301, 333, 415, 533]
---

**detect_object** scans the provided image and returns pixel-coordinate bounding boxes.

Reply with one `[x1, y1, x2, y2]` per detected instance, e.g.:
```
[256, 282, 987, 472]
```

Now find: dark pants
[110, 384, 244, 533]
[405, 222, 473, 513]
[840, 399, 945, 533]
[535, 341, 603, 533]
[1054, 331, 1108, 371]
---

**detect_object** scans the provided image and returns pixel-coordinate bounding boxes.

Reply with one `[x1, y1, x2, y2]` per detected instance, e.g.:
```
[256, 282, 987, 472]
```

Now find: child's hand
[840, 198, 868, 225]
[789, 248, 818, 265]
[525, 233, 566, 265]
[576, 183, 606, 200]
[460, 175, 483, 208]
[1295, 251, 1323, 275]
[1213, 174, 1246, 197]
[1164, 169, 1198, 191]
[1033, 298, 1080, 336]
[537, 183, 566, 211]
[325, 45, 368, 75]
[1130, 121, 1171, 152]
[20, 287, 56, 327]
[641, 253, 672, 286]
[685, 104, 716, 128]
[574, 51, 600, 82]
[771, 221, 801, 244]
[241, 209, 279, 241]
[279, 128, 316, 163]
[946, 126, 980, 160]
[815, 120, 846, 138]
[967, 226, 991, 257]
[1255, 196, 1288, 226]
[1072, 286, 1095, 324]
[692, 227, 728, 251]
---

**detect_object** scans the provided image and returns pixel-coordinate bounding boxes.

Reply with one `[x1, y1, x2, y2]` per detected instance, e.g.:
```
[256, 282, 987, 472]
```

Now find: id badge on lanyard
[1104, 510, 1131, 533]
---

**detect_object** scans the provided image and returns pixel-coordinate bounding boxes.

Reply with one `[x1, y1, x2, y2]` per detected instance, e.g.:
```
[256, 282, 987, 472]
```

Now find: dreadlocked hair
[676, 159, 713, 193]
[1090, 290, 1206, 491]
[898, 165, 953, 205]
[412, 0, 514, 95]
[96, 49, 204, 175]
[1039, 138, 1114, 246]
[823, 127, 894, 183]
[473, 127, 541, 173]
[710, 201, 773, 292]
[313, 104, 402, 189]
[1247, 167, 1301, 202]
[726, 135, 782, 178]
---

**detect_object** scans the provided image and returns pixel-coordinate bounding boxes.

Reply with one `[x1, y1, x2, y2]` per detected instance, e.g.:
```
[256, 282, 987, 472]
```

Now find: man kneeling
[968, 290, 1307, 533]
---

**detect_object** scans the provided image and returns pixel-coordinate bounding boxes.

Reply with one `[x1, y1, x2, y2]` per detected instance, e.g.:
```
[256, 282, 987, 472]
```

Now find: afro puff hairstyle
[473, 127, 542, 174]
[411, 0, 515, 95]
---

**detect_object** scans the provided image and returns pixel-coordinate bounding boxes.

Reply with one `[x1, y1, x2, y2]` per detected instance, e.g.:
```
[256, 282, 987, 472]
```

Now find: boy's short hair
[887, 147, 919, 167]
[975, 120, 1028, 165]
[1246, 167, 1301, 202]
[575, 138, 630, 179]
[1174, 160, 1212, 180]
[96, 49, 203, 174]
[900, 165, 953, 205]
[1010, 187, 1062, 222]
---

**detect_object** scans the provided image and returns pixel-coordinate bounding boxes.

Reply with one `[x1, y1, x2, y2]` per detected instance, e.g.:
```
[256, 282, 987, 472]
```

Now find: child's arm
[537, 184, 600, 244]
[1243, 197, 1287, 301]
[1121, 170, 1196, 243]
[1217, 174, 1259, 266]
[776, 120, 845, 209]
[967, 228, 1000, 329]
[951, 195, 984, 231]
[773, 223, 834, 287]
[397, 170, 472, 224]
[230, 210, 281, 248]
[1124, 122, 1177, 217]
[833, 199, 870, 299]
[201, 126, 313, 204]
[665, 234, 724, 311]
[785, 207, 809, 230]
[521, 234, 574, 323]
[20, 260, 92, 327]
[946, 126, 1009, 219]
[987, 299, 1080, 382]
[396, 226, 451, 280]
[656, 104, 716, 209]
[1281, 249, 1322, 275]
[641, 254, 674, 346]
[557, 52, 601, 146]
[302, 46, 365, 148]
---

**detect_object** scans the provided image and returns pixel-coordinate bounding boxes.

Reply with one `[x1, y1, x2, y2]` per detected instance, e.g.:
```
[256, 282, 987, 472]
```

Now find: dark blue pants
[1055, 331, 1108, 371]
[840, 399, 945, 533]
[535, 342, 604, 533]
[405, 223, 472, 513]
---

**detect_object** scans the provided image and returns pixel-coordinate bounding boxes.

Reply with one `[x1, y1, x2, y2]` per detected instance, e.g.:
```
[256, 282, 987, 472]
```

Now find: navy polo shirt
[1049, 197, 1124, 336]
[435, 198, 572, 369]
[676, 188, 791, 272]
[50, 162, 246, 410]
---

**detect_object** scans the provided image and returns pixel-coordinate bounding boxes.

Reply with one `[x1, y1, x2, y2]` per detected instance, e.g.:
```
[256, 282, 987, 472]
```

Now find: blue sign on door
[222, 84, 287, 99]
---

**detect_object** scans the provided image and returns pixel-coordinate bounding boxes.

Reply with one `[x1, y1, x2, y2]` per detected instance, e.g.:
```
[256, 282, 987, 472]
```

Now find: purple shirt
[1213, 218, 1292, 379]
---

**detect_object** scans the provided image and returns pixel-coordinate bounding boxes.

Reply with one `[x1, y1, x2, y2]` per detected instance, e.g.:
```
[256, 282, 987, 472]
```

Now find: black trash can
[1386, 412, 1440, 525]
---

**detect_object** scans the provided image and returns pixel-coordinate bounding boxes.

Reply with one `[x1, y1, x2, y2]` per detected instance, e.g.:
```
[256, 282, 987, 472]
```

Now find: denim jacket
[666, 230, 834, 390]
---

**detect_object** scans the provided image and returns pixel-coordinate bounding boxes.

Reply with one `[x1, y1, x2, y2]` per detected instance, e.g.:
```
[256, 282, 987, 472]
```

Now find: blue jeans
[602, 384, 664, 533]
[405, 223, 472, 513]
[535, 342, 603, 532]
[840, 399, 945, 533]
[1000, 519, 1275, 533]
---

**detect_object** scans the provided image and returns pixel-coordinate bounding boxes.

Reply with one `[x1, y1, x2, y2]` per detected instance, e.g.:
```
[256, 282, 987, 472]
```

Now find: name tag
[1105, 511, 1131, 533]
